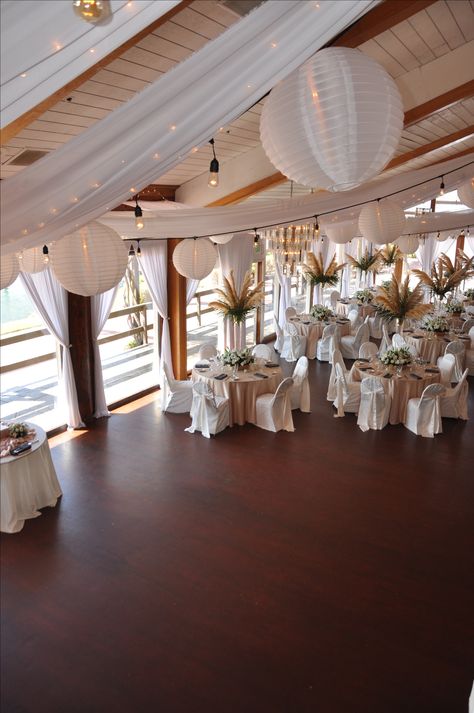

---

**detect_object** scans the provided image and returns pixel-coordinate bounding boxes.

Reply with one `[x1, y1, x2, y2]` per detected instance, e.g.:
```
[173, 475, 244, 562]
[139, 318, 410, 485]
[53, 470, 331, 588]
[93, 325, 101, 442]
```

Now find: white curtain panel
[186, 279, 199, 306]
[20, 268, 84, 429]
[465, 235, 474, 256]
[416, 234, 440, 273]
[1, 0, 377, 253]
[341, 240, 358, 298]
[91, 286, 118, 418]
[275, 261, 292, 329]
[217, 234, 255, 350]
[137, 241, 172, 380]
[1, 0, 180, 128]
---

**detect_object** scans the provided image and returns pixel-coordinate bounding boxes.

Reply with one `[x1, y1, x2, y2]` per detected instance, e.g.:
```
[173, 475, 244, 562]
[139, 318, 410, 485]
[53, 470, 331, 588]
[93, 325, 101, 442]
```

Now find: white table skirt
[0, 425, 62, 533]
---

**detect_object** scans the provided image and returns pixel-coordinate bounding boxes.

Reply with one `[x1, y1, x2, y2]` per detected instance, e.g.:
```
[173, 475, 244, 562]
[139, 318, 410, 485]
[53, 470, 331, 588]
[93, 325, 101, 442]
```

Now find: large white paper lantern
[324, 220, 358, 244]
[1, 253, 20, 290]
[358, 200, 406, 245]
[172, 238, 217, 280]
[20, 246, 47, 273]
[209, 234, 234, 245]
[260, 47, 403, 191]
[50, 221, 128, 296]
[457, 179, 474, 208]
[396, 236, 419, 254]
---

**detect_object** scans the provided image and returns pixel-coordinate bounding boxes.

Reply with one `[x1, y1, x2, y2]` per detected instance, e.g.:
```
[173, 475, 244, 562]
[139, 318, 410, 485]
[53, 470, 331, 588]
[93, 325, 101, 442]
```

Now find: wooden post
[167, 238, 188, 379]
[456, 232, 465, 264]
[394, 257, 403, 282]
[68, 292, 95, 423]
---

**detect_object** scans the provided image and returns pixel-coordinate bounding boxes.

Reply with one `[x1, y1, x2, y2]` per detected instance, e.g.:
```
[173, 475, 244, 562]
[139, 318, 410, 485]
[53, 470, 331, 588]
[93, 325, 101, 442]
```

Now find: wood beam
[328, 0, 437, 49]
[404, 80, 474, 127]
[385, 126, 474, 171]
[167, 239, 188, 380]
[0, 0, 192, 145]
[206, 172, 287, 207]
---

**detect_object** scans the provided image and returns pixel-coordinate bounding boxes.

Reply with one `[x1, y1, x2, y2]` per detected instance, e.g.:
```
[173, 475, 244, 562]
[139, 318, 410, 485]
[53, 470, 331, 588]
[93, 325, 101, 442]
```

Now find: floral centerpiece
[310, 304, 333, 321]
[380, 346, 412, 368]
[346, 249, 382, 280]
[445, 300, 463, 314]
[302, 252, 345, 287]
[221, 347, 255, 369]
[412, 251, 474, 301]
[8, 422, 29, 438]
[373, 275, 432, 331]
[354, 289, 373, 304]
[422, 314, 450, 332]
[463, 288, 474, 300]
[209, 269, 264, 324]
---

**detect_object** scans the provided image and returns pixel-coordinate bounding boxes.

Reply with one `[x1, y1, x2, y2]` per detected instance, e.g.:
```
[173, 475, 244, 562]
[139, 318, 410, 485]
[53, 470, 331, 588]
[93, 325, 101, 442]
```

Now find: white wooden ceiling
[1, 0, 473, 191]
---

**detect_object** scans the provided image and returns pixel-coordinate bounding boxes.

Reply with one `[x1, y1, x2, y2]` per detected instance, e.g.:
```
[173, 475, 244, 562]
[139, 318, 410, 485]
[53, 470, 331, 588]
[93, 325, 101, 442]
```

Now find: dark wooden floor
[1, 359, 474, 713]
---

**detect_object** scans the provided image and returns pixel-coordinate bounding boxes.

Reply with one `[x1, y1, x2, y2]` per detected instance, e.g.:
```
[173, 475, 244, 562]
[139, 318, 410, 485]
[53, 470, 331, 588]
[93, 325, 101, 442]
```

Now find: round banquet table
[0, 424, 62, 533]
[192, 365, 283, 426]
[291, 317, 351, 358]
[404, 330, 469, 366]
[351, 361, 441, 425]
[336, 300, 375, 318]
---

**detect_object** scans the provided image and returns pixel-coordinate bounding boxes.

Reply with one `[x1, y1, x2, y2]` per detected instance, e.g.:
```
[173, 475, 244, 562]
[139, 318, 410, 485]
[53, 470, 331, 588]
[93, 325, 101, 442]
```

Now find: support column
[167, 238, 188, 379]
[68, 292, 95, 423]
[394, 257, 403, 282]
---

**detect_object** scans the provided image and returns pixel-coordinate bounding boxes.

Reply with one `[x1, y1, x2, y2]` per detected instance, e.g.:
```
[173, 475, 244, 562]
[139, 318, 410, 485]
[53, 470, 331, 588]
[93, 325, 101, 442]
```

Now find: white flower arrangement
[310, 304, 333, 321]
[8, 422, 29, 438]
[221, 347, 254, 367]
[445, 300, 463, 313]
[354, 289, 373, 304]
[380, 347, 412, 367]
[464, 288, 474, 300]
[422, 314, 450, 332]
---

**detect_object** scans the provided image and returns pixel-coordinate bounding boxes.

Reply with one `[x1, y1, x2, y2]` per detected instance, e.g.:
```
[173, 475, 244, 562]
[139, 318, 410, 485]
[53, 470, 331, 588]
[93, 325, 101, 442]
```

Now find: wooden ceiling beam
[404, 80, 474, 127]
[206, 173, 287, 207]
[385, 125, 474, 170]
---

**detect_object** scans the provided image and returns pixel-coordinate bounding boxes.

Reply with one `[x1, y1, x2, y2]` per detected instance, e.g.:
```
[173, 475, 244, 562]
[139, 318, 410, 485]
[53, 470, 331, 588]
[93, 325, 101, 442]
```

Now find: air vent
[7, 149, 49, 166]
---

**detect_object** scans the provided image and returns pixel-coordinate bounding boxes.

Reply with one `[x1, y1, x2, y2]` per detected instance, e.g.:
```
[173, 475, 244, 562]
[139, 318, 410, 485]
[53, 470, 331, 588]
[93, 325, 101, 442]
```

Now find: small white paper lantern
[50, 221, 128, 296]
[396, 236, 419, 254]
[172, 238, 217, 280]
[324, 220, 358, 244]
[1, 253, 20, 290]
[260, 47, 403, 191]
[457, 179, 474, 209]
[358, 200, 406, 245]
[20, 246, 47, 273]
[209, 234, 234, 245]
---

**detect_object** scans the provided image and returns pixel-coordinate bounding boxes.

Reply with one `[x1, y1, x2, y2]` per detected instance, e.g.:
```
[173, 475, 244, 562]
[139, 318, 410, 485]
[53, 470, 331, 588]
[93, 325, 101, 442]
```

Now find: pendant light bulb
[42, 244, 49, 265]
[128, 243, 135, 257]
[136, 241, 141, 257]
[439, 176, 445, 196]
[72, 0, 110, 23]
[134, 196, 144, 230]
[208, 138, 219, 187]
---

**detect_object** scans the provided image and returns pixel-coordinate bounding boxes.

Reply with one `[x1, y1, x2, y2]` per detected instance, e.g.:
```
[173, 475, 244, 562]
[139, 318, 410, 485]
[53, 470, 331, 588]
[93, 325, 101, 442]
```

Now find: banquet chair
[444, 341, 465, 382]
[461, 318, 474, 333]
[316, 323, 339, 362]
[358, 341, 378, 360]
[185, 382, 229, 438]
[466, 326, 474, 376]
[273, 317, 286, 353]
[162, 362, 193, 413]
[281, 322, 307, 362]
[199, 343, 217, 360]
[357, 376, 391, 432]
[255, 377, 295, 432]
[333, 363, 361, 417]
[404, 383, 445, 438]
[340, 322, 369, 360]
[329, 289, 340, 311]
[327, 349, 352, 401]
[440, 369, 469, 420]
[436, 353, 456, 385]
[252, 344, 273, 361]
[348, 308, 362, 334]
[379, 323, 391, 356]
[285, 306, 297, 321]
[392, 333, 407, 349]
[290, 356, 310, 412]
[367, 312, 383, 339]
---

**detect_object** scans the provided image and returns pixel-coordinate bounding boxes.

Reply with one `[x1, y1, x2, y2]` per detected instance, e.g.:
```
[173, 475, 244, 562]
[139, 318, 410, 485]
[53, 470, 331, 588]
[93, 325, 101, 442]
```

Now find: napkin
[265, 362, 279, 368]
[214, 373, 228, 380]
[357, 358, 370, 363]
[409, 373, 422, 380]
[195, 363, 210, 369]
[254, 373, 269, 379]
[425, 368, 439, 373]
[383, 373, 393, 379]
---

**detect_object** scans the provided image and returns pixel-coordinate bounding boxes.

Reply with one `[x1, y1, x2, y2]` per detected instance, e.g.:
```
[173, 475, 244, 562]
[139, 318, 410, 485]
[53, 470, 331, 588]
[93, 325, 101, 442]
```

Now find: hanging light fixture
[208, 139, 219, 187]
[439, 176, 445, 196]
[128, 243, 136, 257]
[134, 196, 144, 230]
[136, 240, 141, 257]
[263, 223, 316, 276]
[72, 0, 110, 23]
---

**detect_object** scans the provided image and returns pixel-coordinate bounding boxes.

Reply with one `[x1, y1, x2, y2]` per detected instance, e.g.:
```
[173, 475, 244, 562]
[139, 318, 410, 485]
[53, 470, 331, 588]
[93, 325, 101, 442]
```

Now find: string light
[134, 196, 144, 230]
[42, 245, 49, 264]
[128, 243, 135, 257]
[208, 138, 219, 187]
[72, 0, 110, 23]
[136, 240, 141, 257]
[439, 176, 445, 196]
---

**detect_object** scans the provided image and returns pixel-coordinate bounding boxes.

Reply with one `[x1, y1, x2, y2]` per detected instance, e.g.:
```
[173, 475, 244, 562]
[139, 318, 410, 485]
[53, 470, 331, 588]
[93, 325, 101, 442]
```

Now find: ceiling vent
[7, 149, 49, 166]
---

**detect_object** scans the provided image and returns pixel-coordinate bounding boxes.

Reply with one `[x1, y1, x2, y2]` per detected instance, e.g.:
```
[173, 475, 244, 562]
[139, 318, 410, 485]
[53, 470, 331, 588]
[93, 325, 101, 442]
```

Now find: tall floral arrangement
[379, 243, 402, 267]
[411, 251, 474, 300]
[302, 252, 345, 286]
[209, 270, 264, 324]
[373, 275, 432, 327]
[346, 248, 382, 278]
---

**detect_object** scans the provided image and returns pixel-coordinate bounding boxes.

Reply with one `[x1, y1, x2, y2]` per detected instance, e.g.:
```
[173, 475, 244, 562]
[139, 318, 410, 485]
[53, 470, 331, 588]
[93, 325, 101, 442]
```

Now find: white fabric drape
[217, 234, 255, 350]
[341, 239, 358, 298]
[91, 286, 118, 418]
[137, 241, 172, 379]
[417, 235, 441, 272]
[1, 1, 180, 128]
[275, 261, 292, 329]
[1, 0, 376, 253]
[186, 279, 199, 306]
[20, 268, 84, 429]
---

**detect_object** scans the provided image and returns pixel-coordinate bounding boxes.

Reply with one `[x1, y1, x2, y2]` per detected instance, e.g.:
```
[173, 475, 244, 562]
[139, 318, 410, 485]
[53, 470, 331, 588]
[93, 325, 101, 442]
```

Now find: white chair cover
[185, 382, 229, 438]
[359, 341, 378, 359]
[327, 349, 352, 401]
[440, 369, 469, 420]
[436, 353, 456, 385]
[162, 362, 193, 413]
[316, 323, 339, 362]
[199, 343, 218, 360]
[357, 376, 391, 431]
[444, 341, 465, 382]
[333, 363, 361, 417]
[329, 290, 341, 310]
[404, 383, 445, 438]
[461, 318, 474, 333]
[379, 323, 391, 355]
[348, 308, 362, 334]
[285, 307, 297, 321]
[340, 322, 370, 360]
[273, 316, 286, 353]
[392, 333, 408, 349]
[466, 326, 474, 376]
[252, 344, 273, 361]
[290, 356, 310, 412]
[255, 377, 295, 432]
[281, 322, 307, 362]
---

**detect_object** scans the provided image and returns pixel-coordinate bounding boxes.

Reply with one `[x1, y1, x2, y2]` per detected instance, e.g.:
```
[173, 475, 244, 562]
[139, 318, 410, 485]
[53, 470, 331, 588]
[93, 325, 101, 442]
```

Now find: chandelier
[262, 223, 319, 275]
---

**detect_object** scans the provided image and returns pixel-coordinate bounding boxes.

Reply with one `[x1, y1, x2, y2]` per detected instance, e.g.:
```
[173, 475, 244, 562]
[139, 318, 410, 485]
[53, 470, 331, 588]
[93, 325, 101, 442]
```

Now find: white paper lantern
[20, 246, 47, 273]
[396, 236, 419, 254]
[50, 221, 128, 296]
[172, 238, 217, 280]
[209, 234, 234, 245]
[324, 220, 358, 244]
[260, 47, 403, 191]
[358, 200, 406, 245]
[1, 253, 20, 290]
[457, 179, 474, 209]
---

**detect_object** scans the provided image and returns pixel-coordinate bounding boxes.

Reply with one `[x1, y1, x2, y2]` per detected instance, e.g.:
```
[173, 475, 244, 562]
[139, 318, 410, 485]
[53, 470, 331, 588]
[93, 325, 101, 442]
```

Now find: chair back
[437, 353, 455, 384]
[462, 318, 474, 333]
[450, 368, 469, 397]
[470, 325, 474, 348]
[285, 321, 299, 336]
[360, 376, 385, 396]
[334, 362, 348, 395]
[321, 323, 337, 339]
[419, 383, 445, 405]
[353, 323, 370, 350]
[199, 343, 217, 360]
[271, 377, 294, 406]
[359, 341, 378, 359]
[252, 344, 273, 361]
[445, 340, 463, 356]
[285, 307, 297, 321]
[330, 290, 340, 309]
[392, 333, 407, 349]
[348, 309, 360, 326]
[292, 356, 308, 385]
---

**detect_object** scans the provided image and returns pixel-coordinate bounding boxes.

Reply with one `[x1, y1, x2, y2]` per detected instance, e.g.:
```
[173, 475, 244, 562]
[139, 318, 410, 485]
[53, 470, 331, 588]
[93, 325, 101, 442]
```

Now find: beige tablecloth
[192, 366, 283, 426]
[405, 331, 469, 366]
[292, 318, 351, 358]
[336, 301, 375, 318]
[352, 363, 441, 425]
[1, 425, 62, 533]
